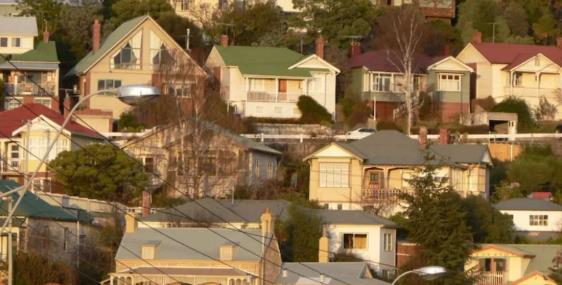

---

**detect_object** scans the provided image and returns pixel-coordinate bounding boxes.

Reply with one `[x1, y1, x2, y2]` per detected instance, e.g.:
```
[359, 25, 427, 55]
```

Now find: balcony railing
[362, 188, 411, 204]
[5, 82, 56, 96]
[477, 272, 506, 285]
[247, 91, 301, 102]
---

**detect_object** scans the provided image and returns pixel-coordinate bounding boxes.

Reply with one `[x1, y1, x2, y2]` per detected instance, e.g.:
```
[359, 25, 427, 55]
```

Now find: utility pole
[489, 22, 498, 43]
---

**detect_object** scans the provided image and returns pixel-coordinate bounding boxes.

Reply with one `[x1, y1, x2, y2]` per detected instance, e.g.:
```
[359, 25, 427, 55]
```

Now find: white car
[344, 128, 376, 140]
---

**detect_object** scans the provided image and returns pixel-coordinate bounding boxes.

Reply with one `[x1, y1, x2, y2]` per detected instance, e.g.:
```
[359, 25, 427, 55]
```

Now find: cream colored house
[205, 37, 340, 119]
[105, 209, 281, 285]
[456, 34, 562, 119]
[67, 15, 206, 123]
[0, 104, 102, 188]
[305, 130, 492, 216]
[465, 244, 560, 285]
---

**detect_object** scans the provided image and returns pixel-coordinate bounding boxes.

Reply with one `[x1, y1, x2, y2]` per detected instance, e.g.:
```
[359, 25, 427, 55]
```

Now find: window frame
[0, 37, 7, 47]
[437, 73, 461, 92]
[249, 78, 265, 92]
[319, 162, 349, 188]
[10, 37, 20, 48]
[529, 214, 548, 226]
[342, 233, 368, 250]
[371, 73, 392, 92]
[97, 79, 122, 91]
[383, 232, 393, 252]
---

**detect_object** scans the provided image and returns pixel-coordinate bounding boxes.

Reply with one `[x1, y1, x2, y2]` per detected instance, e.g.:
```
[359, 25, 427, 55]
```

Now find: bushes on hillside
[297, 96, 332, 125]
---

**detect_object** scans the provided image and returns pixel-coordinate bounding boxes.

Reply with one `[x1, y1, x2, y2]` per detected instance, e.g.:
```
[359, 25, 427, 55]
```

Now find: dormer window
[0, 37, 7, 47]
[11, 38, 20, 48]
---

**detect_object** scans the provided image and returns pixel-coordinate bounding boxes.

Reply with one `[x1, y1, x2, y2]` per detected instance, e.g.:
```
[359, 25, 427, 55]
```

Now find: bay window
[371, 73, 392, 92]
[319, 163, 349, 188]
[438, 73, 461, 92]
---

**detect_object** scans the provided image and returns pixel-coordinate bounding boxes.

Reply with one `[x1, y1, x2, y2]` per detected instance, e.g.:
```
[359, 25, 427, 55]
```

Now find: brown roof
[471, 42, 562, 67]
[348, 49, 442, 73]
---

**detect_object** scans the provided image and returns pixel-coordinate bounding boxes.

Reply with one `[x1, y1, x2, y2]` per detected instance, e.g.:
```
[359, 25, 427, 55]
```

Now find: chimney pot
[472, 31, 482, 44]
[419, 127, 428, 147]
[220, 34, 229, 47]
[142, 191, 152, 217]
[125, 213, 137, 234]
[43, 29, 50, 43]
[315, 35, 325, 59]
[443, 44, 450, 56]
[439, 128, 449, 144]
[557, 37, 562, 49]
[92, 18, 101, 52]
[350, 40, 361, 57]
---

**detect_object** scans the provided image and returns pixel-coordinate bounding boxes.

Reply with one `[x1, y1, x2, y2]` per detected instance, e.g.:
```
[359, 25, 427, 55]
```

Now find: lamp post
[0, 84, 160, 284]
[391, 266, 447, 285]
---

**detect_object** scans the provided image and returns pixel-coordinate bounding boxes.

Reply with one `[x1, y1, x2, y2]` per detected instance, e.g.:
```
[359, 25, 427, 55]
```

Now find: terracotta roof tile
[472, 42, 562, 66]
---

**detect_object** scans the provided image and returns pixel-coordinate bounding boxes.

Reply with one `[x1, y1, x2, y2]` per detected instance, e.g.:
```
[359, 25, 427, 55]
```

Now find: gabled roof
[0, 103, 100, 138]
[0, 16, 37, 36]
[348, 50, 441, 73]
[279, 262, 389, 285]
[0, 41, 59, 68]
[214, 45, 334, 77]
[0, 180, 91, 222]
[475, 244, 561, 275]
[67, 15, 147, 76]
[116, 227, 263, 261]
[494, 198, 562, 211]
[427, 56, 474, 72]
[469, 42, 562, 66]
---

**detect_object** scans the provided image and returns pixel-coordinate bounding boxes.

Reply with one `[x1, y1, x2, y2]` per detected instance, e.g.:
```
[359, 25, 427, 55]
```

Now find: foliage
[49, 143, 148, 204]
[17, 0, 64, 33]
[277, 204, 323, 262]
[473, 96, 496, 112]
[400, 164, 473, 283]
[456, 0, 501, 43]
[550, 250, 562, 284]
[151, 189, 186, 208]
[492, 97, 535, 132]
[110, 0, 174, 27]
[423, 20, 464, 56]
[503, 1, 529, 37]
[14, 252, 76, 285]
[57, 0, 104, 61]
[340, 95, 370, 128]
[534, 96, 557, 121]
[532, 8, 559, 44]
[461, 196, 514, 243]
[117, 111, 144, 132]
[297, 96, 332, 125]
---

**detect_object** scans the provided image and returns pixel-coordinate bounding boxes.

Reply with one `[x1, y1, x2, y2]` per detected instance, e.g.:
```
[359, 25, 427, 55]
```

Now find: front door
[278, 79, 287, 100]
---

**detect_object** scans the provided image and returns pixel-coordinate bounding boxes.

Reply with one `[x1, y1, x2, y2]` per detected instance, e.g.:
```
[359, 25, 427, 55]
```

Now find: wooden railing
[247, 91, 301, 102]
[477, 272, 506, 285]
[361, 188, 411, 204]
[5, 82, 56, 96]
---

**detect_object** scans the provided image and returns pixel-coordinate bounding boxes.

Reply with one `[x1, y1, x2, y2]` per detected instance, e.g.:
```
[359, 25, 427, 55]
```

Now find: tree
[461, 196, 514, 243]
[13, 252, 76, 285]
[400, 164, 473, 283]
[57, 0, 104, 61]
[492, 97, 535, 132]
[17, 0, 64, 33]
[110, 0, 174, 27]
[456, 0, 502, 43]
[49, 143, 148, 204]
[534, 96, 557, 121]
[374, 6, 426, 135]
[277, 205, 323, 262]
[117, 111, 144, 132]
[503, 1, 529, 37]
[297, 96, 332, 125]
[532, 8, 558, 44]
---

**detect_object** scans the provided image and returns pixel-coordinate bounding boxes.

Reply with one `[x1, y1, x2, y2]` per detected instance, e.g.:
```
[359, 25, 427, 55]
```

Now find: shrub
[297, 96, 332, 124]
[117, 111, 144, 132]
[534, 96, 557, 121]
[492, 97, 535, 131]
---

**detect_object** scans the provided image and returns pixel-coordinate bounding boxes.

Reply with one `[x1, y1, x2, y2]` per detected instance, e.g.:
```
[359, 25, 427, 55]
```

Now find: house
[465, 244, 560, 285]
[305, 129, 492, 215]
[121, 120, 281, 198]
[140, 198, 397, 271]
[0, 0, 17, 16]
[205, 36, 340, 119]
[372, 0, 456, 22]
[456, 33, 562, 119]
[495, 198, 562, 241]
[0, 179, 95, 269]
[0, 16, 60, 111]
[278, 262, 390, 285]
[66, 15, 206, 123]
[0, 103, 102, 188]
[104, 209, 281, 285]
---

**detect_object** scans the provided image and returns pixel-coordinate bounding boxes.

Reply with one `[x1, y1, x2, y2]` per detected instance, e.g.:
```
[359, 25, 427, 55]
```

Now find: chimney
[443, 44, 450, 56]
[125, 213, 137, 234]
[92, 18, 101, 52]
[318, 228, 329, 263]
[315, 35, 325, 59]
[418, 126, 428, 147]
[43, 28, 50, 43]
[350, 40, 361, 57]
[471, 31, 482, 44]
[141, 190, 152, 217]
[220, 34, 229, 47]
[260, 208, 274, 237]
[557, 37, 562, 49]
[439, 128, 450, 144]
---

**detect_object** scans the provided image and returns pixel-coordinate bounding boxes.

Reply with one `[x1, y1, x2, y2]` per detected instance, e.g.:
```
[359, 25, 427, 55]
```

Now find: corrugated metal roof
[0, 41, 59, 64]
[279, 262, 390, 285]
[0, 16, 37, 36]
[471, 42, 562, 66]
[495, 198, 562, 211]
[477, 244, 561, 275]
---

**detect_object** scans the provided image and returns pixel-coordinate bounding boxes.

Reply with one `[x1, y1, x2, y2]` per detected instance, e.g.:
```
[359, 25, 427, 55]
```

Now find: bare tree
[375, 6, 427, 135]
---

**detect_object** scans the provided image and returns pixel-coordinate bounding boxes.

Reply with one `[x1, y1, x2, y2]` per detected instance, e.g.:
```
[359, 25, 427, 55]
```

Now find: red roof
[0, 103, 101, 138]
[348, 50, 442, 73]
[471, 42, 562, 67]
[529, 192, 553, 200]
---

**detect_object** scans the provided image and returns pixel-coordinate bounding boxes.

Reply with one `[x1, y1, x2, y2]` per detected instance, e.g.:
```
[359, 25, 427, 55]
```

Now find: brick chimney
[220, 34, 229, 47]
[439, 128, 449, 144]
[318, 228, 329, 263]
[43, 28, 50, 43]
[471, 31, 482, 44]
[141, 190, 152, 217]
[557, 37, 562, 49]
[350, 40, 361, 57]
[92, 18, 101, 52]
[443, 44, 450, 56]
[418, 126, 428, 147]
[125, 213, 137, 234]
[315, 35, 325, 59]
[260, 208, 274, 237]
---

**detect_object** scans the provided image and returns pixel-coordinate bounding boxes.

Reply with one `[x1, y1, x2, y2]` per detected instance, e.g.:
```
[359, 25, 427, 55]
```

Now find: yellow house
[456, 33, 562, 119]
[465, 244, 560, 285]
[0, 103, 102, 188]
[105, 209, 281, 285]
[66, 15, 206, 122]
[304, 130, 492, 216]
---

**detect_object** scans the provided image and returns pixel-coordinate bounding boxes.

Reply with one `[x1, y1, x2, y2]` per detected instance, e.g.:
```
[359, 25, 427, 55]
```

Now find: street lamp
[391, 266, 447, 285]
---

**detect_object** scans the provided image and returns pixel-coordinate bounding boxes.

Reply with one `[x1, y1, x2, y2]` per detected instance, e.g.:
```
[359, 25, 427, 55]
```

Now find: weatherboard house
[495, 198, 562, 241]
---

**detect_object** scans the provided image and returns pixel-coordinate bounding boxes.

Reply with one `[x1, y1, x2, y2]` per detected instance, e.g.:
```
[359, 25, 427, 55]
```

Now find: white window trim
[383, 232, 393, 252]
[370, 73, 393, 92]
[319, 162, 349, 188]
[437, 73, 461, 92]
[342, 233, 368, 250]
[249, 78, 266, 92]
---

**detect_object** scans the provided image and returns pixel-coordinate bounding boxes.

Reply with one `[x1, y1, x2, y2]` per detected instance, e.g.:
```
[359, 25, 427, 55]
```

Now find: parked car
[345, 128, 376, 140]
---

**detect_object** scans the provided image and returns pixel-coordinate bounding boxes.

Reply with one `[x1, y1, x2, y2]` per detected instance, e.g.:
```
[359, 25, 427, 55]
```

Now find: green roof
[0, 41, 58, 63]
[216, 45, 327, 77]
[66, 15, 148, 76]
[0, 180, 91, 223]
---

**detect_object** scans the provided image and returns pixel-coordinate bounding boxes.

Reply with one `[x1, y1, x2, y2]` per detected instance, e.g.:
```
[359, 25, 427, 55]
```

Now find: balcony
[362, 188, 411, 204]
[5, 82, 56, 97]
[477, 272, 506, 285]
[247, 91, 302, 103]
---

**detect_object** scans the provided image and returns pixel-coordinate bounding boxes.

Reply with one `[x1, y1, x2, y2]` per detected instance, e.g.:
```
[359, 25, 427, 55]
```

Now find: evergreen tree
[277, 205, 323, 262]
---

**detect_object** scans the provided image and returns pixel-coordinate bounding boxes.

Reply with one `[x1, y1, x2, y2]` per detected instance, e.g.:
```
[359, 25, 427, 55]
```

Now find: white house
[205, 35, 340, 119]
[495, 198, 562, 241]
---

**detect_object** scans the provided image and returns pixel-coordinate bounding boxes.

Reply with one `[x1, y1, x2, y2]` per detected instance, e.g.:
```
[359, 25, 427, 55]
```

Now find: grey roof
[202, 121, 281, 155]
[478, 244, 562, 275]
[279, 262, 390, 285]
[143, 198, 395, 227]
[116, 227, 263, 261]
[0, 16, 37, 36]
[339, 130, 489, 166]
[0, 0, 17, 4]
[494, 198, 562, 211]
[122, 267, 248, 276]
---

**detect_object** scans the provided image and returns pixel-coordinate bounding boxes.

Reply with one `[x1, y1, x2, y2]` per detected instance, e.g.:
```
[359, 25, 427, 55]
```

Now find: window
[143, 157, 154, 173]
[267, 161, 274, 178]
[4, 97, 21, 110]
[249, 79, 265, 91]
[166, 83, 192, 97]
[513, 72, 523, 86]
[383, 233, 392, 252]
[319, 163, 349, 188]
[33, 97, 51, 108]
[150, 31, 172, 69]
[29, 137, 67, 160]
[0, 37, 7, 47]
[254, 160, 261, 178]
[9, 144, 19, 168]
[371, 73, 392, 92]
[530, 215, 548, 226]
[438, 73, 461, 92]
[97, 79, 122, 91]
[63, 227, 69, 251]
[111, 31, 142, 70]
[337, 204, 342, 210]
[11, 38, 20, 47]
[307, 76, 325, 93]
[343, 233, 367, 249]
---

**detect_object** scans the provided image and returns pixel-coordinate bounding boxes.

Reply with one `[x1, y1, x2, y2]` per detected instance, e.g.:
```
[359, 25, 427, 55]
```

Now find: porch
[105, 267, 255, 285]
[1, 70, 57, 97]
[360, 167, 414, 208]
